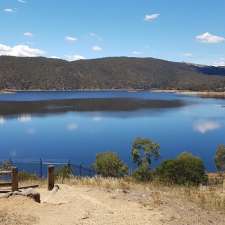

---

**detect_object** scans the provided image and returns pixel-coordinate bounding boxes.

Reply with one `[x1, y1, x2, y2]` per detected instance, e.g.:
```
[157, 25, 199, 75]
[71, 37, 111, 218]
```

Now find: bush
[131, 138, 160, 167]
[131, 138, 160, 181]
[215, 145, 225, 172]
[55, 165, 74, 183]
[132, 162, 152, 182]
[156, 152, 208, 185]
[93, 152, 128, 177]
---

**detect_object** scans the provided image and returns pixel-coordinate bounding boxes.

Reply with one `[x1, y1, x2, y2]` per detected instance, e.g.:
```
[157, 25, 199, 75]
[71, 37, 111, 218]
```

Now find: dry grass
[19, 179, 46, 188]
[61, 176, 134, 191]
[1, 176, 225, 225]
[60, 176, 225, 211]
[18, 175, 225, 212]
[0, 210, 36, 225]
[180, 186, 225, 211]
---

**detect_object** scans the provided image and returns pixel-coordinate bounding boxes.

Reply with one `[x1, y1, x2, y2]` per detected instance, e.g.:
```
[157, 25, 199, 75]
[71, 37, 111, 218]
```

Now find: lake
[0, 91, 224, 171]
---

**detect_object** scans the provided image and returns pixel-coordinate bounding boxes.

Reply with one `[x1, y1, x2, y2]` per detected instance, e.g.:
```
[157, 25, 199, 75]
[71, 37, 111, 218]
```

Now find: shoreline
[151, 89, 225, 97]
[0, 88, 144, 94]
[0, 89, 225, 98]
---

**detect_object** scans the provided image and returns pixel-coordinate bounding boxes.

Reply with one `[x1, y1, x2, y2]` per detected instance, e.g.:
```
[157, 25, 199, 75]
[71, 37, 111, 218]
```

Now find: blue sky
[0, 0, 225, 65]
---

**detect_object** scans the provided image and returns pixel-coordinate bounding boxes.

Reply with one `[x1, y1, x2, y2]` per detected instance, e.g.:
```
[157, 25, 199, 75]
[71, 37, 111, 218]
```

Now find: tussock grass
[180, 186, 225, 211]
[60, 176, 134, 191]
[20, 175, 225, 212]
[64, 176, 225, 211]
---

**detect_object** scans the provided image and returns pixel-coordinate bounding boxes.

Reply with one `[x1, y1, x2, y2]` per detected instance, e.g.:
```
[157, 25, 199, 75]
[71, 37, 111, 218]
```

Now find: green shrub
[156, 152, 208, 185]
[132, 162, 152, 182]
[93, 152, 128, 177]
[215, 145, 225, 172]
[131, 138, 160, 167]
[131, 138, 160, 181]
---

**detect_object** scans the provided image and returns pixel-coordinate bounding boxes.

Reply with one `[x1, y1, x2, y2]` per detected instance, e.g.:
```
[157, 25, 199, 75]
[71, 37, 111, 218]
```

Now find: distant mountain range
[0, 56, 225, 91]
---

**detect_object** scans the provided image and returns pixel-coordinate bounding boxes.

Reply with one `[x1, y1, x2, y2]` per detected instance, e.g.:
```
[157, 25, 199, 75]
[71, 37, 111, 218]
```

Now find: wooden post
[223, 179, 225, 192]
[12, 167, 18, 192]
[48, 165, 55, 191]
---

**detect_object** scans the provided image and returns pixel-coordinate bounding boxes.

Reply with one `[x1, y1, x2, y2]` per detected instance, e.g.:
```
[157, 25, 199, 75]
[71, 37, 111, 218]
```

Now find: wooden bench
[0, 167, 18, 192]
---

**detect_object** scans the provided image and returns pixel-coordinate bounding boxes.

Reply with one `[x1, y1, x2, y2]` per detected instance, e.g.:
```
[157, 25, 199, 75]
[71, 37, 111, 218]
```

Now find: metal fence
[0, 159, 96, 178]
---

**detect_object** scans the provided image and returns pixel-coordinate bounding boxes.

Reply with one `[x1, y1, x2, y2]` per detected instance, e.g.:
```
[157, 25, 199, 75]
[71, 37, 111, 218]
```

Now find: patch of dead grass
[0, 210, 37, 225]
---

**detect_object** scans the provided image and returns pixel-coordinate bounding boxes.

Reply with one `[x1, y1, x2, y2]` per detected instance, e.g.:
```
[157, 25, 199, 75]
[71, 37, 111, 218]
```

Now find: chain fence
[0, 159, 96, 178]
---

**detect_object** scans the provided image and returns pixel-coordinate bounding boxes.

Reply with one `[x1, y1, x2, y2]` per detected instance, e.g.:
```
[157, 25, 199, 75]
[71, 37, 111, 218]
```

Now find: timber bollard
[48, 165, 55, 191]
[12, 167, 18, 192]
[223, 179, 225, 192]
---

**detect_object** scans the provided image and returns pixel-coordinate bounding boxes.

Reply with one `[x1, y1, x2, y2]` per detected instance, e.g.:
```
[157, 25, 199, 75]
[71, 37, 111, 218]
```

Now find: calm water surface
[0, 91, 224, 171]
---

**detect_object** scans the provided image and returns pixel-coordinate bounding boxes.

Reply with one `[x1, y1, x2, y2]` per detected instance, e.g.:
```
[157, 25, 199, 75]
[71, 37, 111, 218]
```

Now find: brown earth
[0, 182, 225, 225]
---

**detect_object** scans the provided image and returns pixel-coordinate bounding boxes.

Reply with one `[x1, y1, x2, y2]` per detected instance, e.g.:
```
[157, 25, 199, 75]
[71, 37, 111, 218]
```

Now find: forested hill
[0, 56, 225, 91]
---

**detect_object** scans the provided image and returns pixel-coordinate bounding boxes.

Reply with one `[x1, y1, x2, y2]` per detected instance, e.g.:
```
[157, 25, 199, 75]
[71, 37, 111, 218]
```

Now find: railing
[0, 159, 96, 178]
[0, 167, 18, 192]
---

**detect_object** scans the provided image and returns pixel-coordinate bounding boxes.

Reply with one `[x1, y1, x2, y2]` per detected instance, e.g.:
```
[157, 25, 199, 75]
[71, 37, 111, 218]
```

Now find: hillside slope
[0, 56, 225, 91]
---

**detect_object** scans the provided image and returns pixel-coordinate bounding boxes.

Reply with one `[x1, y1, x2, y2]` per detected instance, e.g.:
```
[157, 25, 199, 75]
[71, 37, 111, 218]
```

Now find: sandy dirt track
[0, 184, 225, 225]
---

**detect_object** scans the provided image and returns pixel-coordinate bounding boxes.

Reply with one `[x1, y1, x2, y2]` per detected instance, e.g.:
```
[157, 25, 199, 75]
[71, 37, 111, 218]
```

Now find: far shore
[151, 89, 225, 98]
[0, 88, 225, 98]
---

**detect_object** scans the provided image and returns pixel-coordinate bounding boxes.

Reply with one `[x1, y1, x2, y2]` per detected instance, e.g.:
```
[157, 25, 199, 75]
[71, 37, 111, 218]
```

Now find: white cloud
[132, 51, 143, 55]
[183, 52, 193, 57]
[24, 32, 33, 37]
[144, 13, 160, 22]
[196, 32, 225, 44]
[18, 0, 26, 3]
[0, 116, 5, 125]
[18, 114, 32, 123]
[92, 45, 102, 52]
[3, 8, 15, 13]
[65, 36, 78, 43]
[89, 32, 103, 41]
[0, 43, 45, 57]
[213, 58, 225, 67]
[66, 123, 78, 131]
[65, 54, 86, 61]
[193, 120, 221, 134]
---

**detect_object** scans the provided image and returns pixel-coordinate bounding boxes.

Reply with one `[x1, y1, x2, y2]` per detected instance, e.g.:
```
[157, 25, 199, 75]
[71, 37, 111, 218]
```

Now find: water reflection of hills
[0, 98, 185, 117]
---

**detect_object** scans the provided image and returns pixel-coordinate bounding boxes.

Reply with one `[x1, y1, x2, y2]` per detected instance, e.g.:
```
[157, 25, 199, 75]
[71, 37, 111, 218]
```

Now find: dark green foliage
[131, 138, 160, 181]
[94, 152, 128, 177]
[55, 165, 74, 183]
[132, 138, 160, 167]
[0, 56, 225, 91]
[132, 162, 153, 182]
[215, 145, 225, 172]
[156, 152, 208, 185]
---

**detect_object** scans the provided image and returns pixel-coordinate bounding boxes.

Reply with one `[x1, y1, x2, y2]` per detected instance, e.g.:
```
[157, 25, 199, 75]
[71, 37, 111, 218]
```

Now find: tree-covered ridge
[0, 56, 225, 91]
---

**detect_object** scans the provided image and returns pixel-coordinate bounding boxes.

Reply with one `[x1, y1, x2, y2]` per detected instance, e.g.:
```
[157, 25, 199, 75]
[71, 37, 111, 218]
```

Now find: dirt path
[0, 184, 225, 225]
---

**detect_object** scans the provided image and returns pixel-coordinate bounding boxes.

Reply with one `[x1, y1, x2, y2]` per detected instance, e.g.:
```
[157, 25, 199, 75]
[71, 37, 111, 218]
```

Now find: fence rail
[0, 159, 96, 178]
[0, 167, 18, 192]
